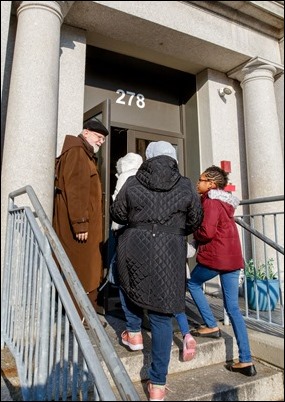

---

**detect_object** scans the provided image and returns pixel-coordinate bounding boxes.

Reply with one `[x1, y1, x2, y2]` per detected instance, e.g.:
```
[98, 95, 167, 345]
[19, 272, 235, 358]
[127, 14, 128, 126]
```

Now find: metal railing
[235, 195, 284, 328]
[1, 185, 140, 401]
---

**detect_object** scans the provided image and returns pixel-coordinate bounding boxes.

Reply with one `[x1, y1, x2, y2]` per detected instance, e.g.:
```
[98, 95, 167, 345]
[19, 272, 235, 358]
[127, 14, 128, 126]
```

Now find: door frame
[83, 103, 185, 257]
[127, 130, 185, 174]
[83, 99, 111, 243]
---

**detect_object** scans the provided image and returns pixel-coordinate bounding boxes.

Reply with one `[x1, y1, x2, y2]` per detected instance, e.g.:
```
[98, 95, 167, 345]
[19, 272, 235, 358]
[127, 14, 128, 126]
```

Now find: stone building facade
[1, 1, 284, 271]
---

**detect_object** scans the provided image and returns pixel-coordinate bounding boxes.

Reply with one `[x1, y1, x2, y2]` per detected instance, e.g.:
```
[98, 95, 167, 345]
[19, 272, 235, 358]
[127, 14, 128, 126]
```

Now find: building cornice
[185, 1, 284, 39]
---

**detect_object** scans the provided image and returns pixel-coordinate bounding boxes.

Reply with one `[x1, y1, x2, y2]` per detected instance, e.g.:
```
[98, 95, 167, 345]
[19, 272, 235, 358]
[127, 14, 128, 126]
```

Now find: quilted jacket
[110, 155, 203, 314]
[194, 189, 244, 271]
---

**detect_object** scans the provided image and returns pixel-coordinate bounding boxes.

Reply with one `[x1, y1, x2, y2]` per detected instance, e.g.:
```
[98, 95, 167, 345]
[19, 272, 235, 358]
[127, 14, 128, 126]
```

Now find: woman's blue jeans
[174, 312, 189, 337]
[119, 288, 173, 385]
[188, 264, 252, 363]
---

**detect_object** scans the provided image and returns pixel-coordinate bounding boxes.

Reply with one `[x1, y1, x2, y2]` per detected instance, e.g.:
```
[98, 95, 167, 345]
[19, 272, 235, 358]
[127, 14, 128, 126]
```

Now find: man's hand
[76, 232, 88, 242]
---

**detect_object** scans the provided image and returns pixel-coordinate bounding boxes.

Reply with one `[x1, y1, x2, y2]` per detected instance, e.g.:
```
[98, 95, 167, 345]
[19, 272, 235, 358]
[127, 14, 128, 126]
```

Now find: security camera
[223, 87, 232, 95]
[219, 87, 233, 97]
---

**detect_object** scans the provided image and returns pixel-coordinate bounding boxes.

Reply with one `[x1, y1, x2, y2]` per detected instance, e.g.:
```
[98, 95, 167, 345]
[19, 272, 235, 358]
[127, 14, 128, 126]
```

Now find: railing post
[35, 238, 51, 400]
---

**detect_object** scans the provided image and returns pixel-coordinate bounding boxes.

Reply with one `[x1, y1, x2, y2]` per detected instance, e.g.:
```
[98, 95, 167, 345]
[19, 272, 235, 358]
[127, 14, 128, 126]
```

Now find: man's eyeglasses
[90, 131, 105, 143]
[198, 179, 210, 182]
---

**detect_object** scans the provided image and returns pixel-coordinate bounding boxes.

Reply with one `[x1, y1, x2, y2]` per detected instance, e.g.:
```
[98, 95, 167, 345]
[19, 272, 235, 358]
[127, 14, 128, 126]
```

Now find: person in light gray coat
[111, 152, 143, 230]
[110, 141, 203, 401]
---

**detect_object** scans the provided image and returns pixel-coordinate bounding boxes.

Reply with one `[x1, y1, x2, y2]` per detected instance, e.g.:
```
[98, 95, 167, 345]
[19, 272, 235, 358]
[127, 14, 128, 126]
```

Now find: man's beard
[93, 144, 100, 153]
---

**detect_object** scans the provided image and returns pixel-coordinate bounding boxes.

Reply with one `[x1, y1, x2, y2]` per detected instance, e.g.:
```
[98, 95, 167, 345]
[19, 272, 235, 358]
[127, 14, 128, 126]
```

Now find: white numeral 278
[115, 89, 145, 109]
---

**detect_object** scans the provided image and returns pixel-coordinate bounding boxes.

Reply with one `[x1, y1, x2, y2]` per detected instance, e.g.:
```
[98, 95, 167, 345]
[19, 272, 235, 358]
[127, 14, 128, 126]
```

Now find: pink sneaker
[147, 382, 166, 401]
[183, 333, 197, 362]
[121, 330, 143, 351]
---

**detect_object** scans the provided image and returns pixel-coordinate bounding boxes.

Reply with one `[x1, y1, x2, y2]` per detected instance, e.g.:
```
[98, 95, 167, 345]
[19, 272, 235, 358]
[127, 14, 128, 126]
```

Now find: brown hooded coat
[53, 134, 103, 294]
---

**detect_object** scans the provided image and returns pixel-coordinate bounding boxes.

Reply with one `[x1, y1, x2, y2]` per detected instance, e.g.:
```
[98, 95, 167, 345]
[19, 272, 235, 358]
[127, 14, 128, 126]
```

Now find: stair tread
[96, 310, 283, 401]
[131, 360, 283, 401]
[2, 308, 283, 401]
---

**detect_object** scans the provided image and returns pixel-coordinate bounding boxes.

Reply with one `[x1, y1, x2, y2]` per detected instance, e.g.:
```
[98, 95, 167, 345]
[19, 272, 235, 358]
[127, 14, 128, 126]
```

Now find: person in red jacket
[188, 165, 257, 377]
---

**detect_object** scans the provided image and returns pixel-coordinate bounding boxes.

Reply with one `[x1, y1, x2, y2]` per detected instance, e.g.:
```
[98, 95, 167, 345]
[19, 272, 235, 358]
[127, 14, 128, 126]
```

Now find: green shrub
[245, 258, 277, 280]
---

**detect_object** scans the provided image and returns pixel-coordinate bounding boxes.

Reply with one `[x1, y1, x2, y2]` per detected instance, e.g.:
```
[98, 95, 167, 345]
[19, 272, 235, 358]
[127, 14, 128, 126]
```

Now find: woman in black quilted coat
[110, 141, 203, 400]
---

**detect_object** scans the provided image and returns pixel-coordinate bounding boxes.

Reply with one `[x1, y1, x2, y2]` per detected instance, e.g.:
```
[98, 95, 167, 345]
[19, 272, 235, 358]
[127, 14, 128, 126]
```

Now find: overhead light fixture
[219, 87, 233, 97]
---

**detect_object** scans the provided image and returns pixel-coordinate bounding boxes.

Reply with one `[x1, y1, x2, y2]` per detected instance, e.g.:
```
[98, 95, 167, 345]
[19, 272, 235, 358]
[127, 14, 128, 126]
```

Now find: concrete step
[99, 317, 239, 383]
[131, 360, 283, 401]
[2, 296, 284, 401]
[93, 305, 284, 401]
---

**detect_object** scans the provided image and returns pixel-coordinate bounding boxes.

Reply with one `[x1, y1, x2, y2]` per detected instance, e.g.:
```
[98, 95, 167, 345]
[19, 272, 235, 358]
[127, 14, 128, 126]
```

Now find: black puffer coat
[110, 155, 203, 314]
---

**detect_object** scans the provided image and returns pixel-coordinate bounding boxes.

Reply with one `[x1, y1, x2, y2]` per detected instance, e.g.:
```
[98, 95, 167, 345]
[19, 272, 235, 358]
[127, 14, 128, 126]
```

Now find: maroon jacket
[194, 189, 244, 271]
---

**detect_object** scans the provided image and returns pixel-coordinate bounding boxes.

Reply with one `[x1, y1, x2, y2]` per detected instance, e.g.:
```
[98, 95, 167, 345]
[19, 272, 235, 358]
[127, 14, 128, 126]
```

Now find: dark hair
[203, 165, 229, 189]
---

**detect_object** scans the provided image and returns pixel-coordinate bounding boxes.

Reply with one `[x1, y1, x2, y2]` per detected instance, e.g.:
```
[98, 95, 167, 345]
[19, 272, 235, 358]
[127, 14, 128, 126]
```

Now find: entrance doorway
[84, 102, 185, 314]
[106, 126, 184, 315]
[110, 127, 184, 198]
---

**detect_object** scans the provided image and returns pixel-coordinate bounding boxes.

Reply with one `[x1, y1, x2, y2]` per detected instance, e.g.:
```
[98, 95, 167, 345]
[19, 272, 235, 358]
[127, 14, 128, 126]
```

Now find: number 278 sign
[115, 89, 145, 109]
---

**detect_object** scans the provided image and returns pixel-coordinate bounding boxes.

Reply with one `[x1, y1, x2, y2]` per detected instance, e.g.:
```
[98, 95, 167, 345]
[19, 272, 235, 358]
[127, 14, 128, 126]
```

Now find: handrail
[235, 194, 284, 255]
[6, 185, 140, 401]
[234, 194, 284, 328]
[234, 217, 284, 254]
[239, 195, 283, 205]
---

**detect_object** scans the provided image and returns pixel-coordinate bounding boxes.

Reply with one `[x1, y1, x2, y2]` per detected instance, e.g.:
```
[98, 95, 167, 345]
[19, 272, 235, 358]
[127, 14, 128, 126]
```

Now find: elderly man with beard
[53, 118, 109, 317]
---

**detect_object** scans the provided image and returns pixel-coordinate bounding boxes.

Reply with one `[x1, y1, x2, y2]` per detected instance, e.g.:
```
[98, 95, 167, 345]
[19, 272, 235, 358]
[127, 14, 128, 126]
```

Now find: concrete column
[1, 1, 14, 163]
[229, 57, 284, 201]
[1, 1, 73, 263]
[276, 38, 284, 159]
[1, 1, 73, 215]
[229, 58, 284, 288]
[1, 1, 12, 99]
[57, 25, 86, 156]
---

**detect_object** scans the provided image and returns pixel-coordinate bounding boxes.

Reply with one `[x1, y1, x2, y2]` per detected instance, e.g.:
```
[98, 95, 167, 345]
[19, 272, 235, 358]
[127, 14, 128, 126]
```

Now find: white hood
[145, 141, 177, 162]
[111, 152, 143, 231]
[116, 152, 143, 176]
